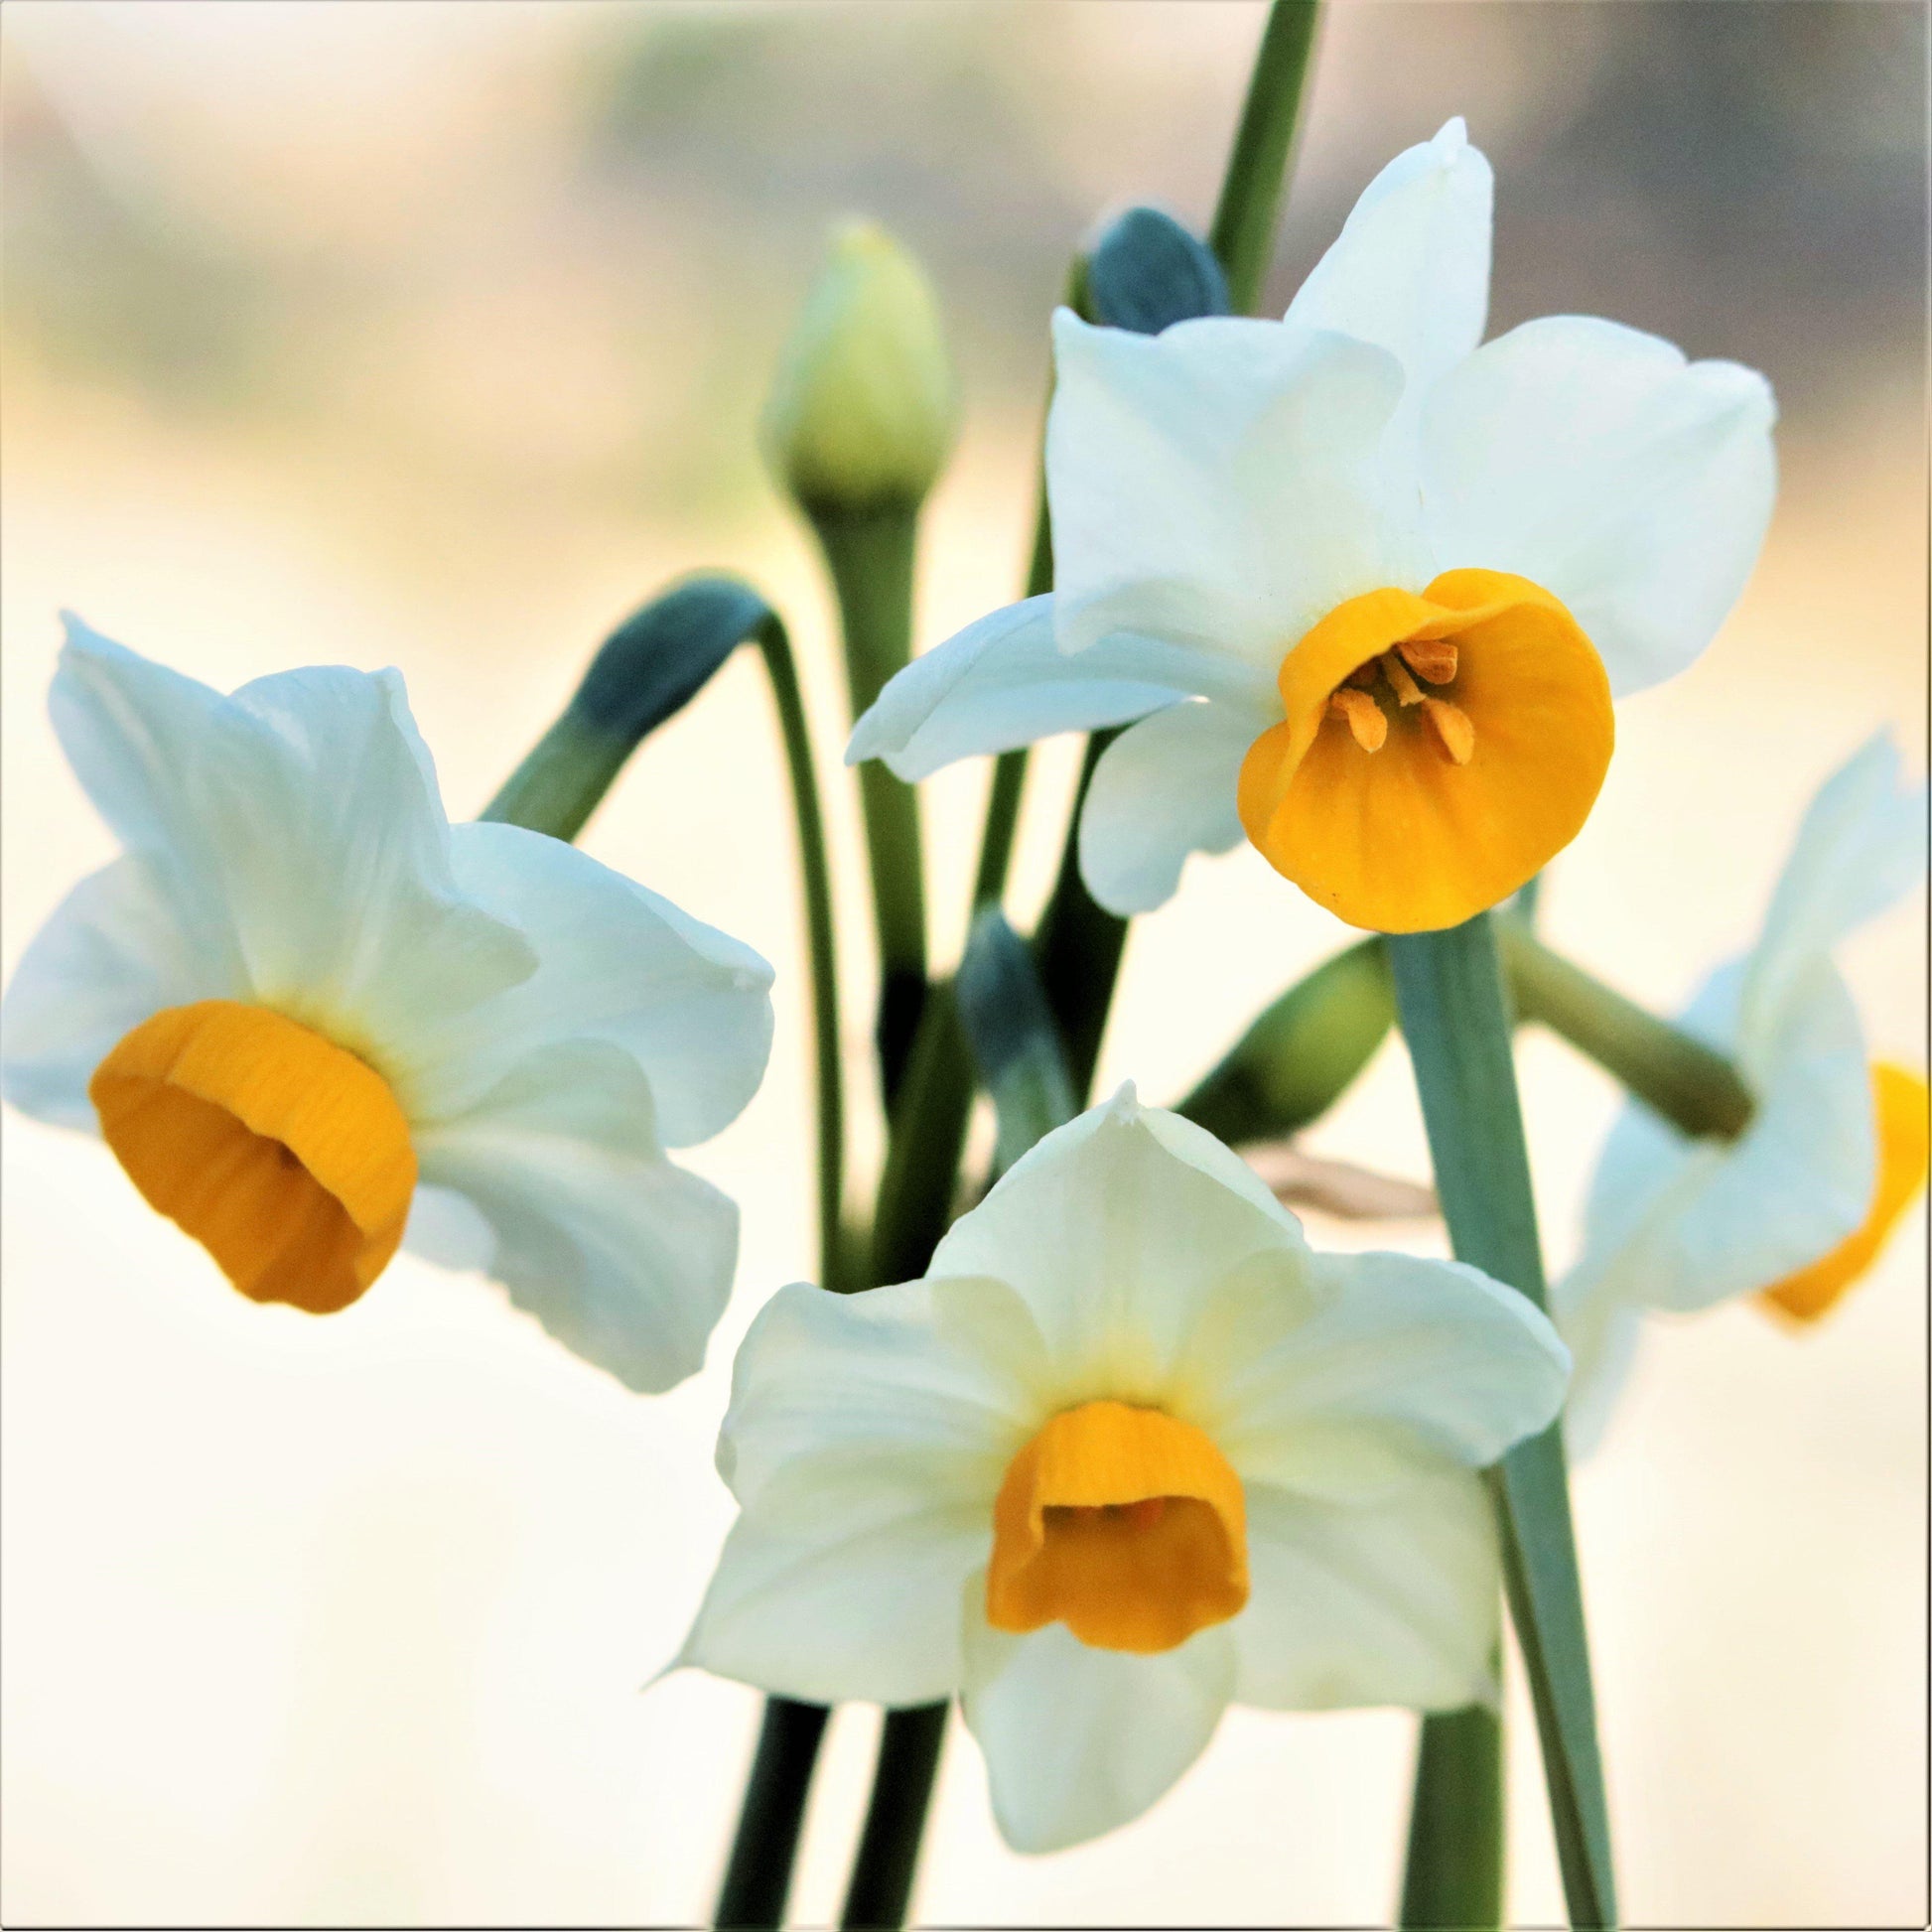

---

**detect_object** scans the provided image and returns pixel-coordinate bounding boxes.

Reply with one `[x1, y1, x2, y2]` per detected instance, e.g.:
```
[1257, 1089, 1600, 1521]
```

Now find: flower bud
[762, 220, 956, 514]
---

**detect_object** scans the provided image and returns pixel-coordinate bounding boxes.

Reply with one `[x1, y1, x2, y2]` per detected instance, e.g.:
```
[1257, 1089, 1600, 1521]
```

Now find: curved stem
[756, 618, 847, 1292]
[1208, 0, 1322, 314]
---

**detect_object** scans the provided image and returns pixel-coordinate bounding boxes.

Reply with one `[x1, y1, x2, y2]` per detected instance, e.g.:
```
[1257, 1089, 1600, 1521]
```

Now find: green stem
[1208, 0, 1322, 314]
[715, 1697, 831, 1930]
[1388, 916, 1616, 1929]
[756, 618, 846, 1293]
[971, 752, 1029, 910]
[1496, 914, 1753, 1142]
[839, 1703, 949, 1931]
[1033, 727, 1130, 1101]
[1401, 1703, 1504, 1930]
[967, 255, 1082, 916]
[813, 501, 928, 1101]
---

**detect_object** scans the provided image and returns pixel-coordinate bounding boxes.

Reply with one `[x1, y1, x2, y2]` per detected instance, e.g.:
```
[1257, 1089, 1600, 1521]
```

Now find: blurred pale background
[2, 3, 1924, 1925]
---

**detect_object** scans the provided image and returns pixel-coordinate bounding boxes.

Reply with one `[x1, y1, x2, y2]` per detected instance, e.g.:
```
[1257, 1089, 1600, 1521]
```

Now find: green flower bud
[763, 220, 956, 514]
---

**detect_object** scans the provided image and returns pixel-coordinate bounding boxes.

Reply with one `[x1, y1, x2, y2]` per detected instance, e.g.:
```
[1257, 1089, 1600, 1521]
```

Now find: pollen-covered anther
[1422, 696, 1476, 765]
[1380, 650, 1426, 706]
[1396, 636, 1459, 684]
[1328, 686, 1388, 752]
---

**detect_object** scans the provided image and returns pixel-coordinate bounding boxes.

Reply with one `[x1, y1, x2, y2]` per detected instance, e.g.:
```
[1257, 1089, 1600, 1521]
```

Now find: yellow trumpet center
[1236, 569, 1615, 934]
[88, 1000, 417, 1315]
[985, 1399, 1248, 1655]
[1759, 1061, 1929, 1325]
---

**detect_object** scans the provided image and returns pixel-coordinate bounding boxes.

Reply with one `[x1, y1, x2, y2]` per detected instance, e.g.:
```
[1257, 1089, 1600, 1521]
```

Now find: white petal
[682, 1277, 1039, 1706]
[715, 1275, 1047, 1509]
[395, 821, 773, 1146]
[1233, 1471, 1499, 1711]
[1046, 314, 1407, 663]
[679, 1453, 989, 1708]
[1285, 116, 1492, 462]
[1419, 316, 1776, 696]
[414, 1038, 738, 1393]
[1570, 958, 1871, 1321]
[1176, 1248, 1569, 1495]
[925, 1087, 1307, 1392]
[1741, 731, 1929, 1039]
[1550, 1281, 1644, 1461]
[0, 856, 222, 1130]
[845, 594, 1257, 783]
[961, 1595, 1236, 1853]
[1076, 697, 1262, 915]
[48, 620, 535, 1066]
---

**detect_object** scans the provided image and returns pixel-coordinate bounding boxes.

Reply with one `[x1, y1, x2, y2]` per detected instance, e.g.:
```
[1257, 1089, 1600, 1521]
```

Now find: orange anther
[1422, 697, 1475, 765]
[1328, 687, 1387, 752]
[1397, 636, 1459, 684]
[1381, 650, 1425, 706]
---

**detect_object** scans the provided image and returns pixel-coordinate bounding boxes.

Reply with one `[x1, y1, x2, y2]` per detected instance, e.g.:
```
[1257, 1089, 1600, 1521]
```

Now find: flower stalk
[483, 574, 771, 840]
[1497, 913, 1754, 1141]
[1388, 914, 1616, 1930]
[814, 501, 930, 1102]
[756, 617, 848, 1293]
[1208, 0, 1322, 314]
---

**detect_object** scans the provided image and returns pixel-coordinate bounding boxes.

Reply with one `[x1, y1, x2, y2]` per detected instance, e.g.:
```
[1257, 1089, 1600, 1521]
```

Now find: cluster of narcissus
[2, 111, 1923, 1881]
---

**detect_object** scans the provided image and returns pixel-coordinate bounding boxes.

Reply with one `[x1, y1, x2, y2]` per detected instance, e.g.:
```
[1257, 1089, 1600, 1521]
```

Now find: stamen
[1396, 636, 1458, 684]
[1343, 661, 1381, 690]
[1380, 650, 1425, 706]
[1328, 687, 1387, 752]
[1422, 697, 1475, 765]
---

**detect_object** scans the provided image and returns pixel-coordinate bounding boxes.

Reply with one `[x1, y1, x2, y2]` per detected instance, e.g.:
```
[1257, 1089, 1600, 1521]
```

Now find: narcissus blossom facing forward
[1556, 734, 1929, 1446]
[0, 621, 774, 1392]
[679, 1088, 1568, 1851]
[848, 118, 1775, 933]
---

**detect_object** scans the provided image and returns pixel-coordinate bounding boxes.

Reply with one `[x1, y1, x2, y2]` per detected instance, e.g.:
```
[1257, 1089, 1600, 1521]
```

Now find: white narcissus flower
[1556, 733, 1929, 1448]
[679, 1086, 1568, 1852]
[0, 621, 775, 1393]
[848, 117, 1776, 934]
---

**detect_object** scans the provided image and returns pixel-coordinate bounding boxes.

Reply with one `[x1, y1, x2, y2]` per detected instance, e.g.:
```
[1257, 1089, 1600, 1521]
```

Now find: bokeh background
[2, 3, 1924, 1925]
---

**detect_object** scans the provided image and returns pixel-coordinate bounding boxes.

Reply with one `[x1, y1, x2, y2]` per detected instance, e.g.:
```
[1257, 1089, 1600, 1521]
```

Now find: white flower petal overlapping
[681, 1087, 1569, 1852]
[848, 118, 1778, 917]
[1, 620, 775, 1393]
[1556, 732, 1928, 1448]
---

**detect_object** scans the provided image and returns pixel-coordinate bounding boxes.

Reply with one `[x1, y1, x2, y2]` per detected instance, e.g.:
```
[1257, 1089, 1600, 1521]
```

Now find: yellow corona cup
[850, 119, 1772, 933]
[0, 621, 775, 1391]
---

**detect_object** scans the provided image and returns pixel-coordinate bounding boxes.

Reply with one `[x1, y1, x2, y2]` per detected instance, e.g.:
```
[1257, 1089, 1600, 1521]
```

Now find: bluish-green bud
[1176, 939, 1395, 1147]
[763, 220, 957, 514]
[1084, 206, 1231, 336]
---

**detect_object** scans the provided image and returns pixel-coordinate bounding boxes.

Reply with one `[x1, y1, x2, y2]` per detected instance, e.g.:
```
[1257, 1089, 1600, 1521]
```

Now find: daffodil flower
[0, 621, 774, 1392]
[679, 1086, 1568, 1851]
[1556, 733, 1928, 1446]
[848, 119, 1776, 933]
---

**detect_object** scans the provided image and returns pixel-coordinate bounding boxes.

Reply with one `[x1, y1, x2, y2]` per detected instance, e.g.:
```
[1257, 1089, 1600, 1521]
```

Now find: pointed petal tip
[1432, 115, 1470, 153]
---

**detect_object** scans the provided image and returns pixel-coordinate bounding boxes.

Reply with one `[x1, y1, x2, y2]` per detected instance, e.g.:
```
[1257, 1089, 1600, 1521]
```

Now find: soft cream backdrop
[2, 3, 1924, 1924]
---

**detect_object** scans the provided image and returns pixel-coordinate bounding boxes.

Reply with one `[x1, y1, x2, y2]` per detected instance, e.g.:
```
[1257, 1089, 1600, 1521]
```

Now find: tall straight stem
[1034, 727, 1130, 1101]
[840, 1702, 949, 1931]
[1208, 0, 1321, 313]
[1401, 1703, 1504, 1929]
[1388, 915, 1616, 1929]
[814, 502, 928, 1102]
[715, 1698, 830, 1930]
